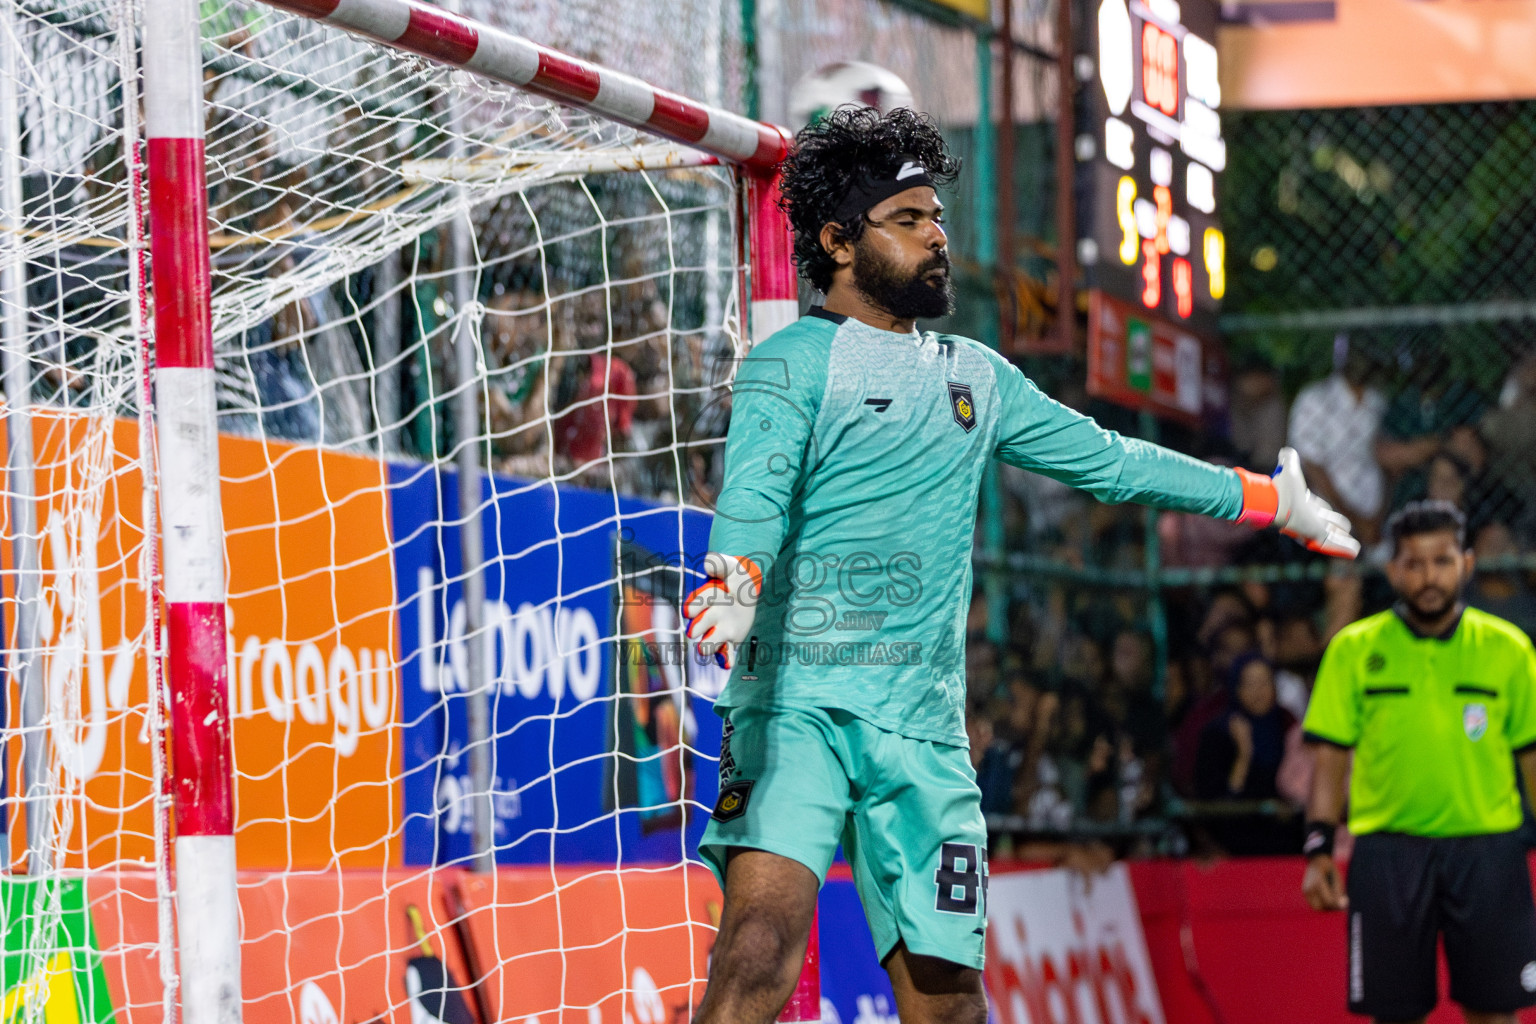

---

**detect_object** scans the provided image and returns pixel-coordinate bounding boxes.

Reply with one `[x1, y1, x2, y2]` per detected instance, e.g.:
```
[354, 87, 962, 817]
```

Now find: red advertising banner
[985, 863, 1165, 1024]
[1086, 290, 1226, 429]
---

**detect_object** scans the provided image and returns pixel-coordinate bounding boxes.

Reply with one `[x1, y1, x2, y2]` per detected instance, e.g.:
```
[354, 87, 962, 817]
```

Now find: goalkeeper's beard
[851, 243, 954, 321]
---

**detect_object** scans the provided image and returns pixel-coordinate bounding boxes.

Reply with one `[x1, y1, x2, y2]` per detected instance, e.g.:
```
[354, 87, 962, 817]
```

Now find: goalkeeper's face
[847, 187, 953, 321]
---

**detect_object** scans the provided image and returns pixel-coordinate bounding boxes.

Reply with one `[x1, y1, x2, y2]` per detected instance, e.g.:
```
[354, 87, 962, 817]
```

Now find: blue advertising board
[388, 462, 725, 866]
[817, 877, 903, 1024]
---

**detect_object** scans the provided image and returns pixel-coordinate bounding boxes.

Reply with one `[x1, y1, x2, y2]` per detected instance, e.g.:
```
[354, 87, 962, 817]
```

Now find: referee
[1303, 500, 1536, 1024]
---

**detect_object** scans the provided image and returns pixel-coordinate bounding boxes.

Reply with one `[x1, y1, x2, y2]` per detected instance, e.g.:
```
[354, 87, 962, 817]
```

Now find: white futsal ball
[788, 61, 916, 128]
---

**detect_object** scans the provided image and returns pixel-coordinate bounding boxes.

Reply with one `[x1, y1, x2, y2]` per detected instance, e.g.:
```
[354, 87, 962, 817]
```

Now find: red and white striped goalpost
[142, 0, 816, 1017]
[142, 0, 240, 1019]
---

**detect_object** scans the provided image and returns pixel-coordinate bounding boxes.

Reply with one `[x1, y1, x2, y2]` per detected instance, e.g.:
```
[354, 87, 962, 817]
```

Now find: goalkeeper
[685, 107, 1358, 1024]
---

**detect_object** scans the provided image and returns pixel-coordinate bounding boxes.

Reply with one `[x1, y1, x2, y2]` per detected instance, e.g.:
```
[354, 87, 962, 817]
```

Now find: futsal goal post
[14, 0, 817, 1019]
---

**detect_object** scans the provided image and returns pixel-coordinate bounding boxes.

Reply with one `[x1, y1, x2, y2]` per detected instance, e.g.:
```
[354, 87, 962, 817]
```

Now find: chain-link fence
[977, 99, 1536, 857]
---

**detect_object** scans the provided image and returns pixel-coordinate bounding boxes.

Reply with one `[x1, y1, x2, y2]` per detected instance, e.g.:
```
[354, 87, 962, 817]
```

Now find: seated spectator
[1103, 631, 1163, 755]
[1268, 611, 1322, 721]
[1467, 521, 1536, 636]
[1444, 425, 1522, 538]
[1099, 631, 1166, 822]
[549, 296, 637, 476]
[484, 287, 555, 476]
[1401, 444, 1519, 542]
[1009, 683, 1077, 832]
[1171, 596, 1260, 796]
[1195, 654, 1294, 801]
[1228, 358, 1287, 472]
[1288, 337, 1387, 543]
[1194, 654, 1303, 855]
[1376, 354, 1485, 512]
[966, 699, 1018, 817]
[965, 636, 1002, 704]
[244, 296, 321, 444]
[1482, 353, 1536, 536]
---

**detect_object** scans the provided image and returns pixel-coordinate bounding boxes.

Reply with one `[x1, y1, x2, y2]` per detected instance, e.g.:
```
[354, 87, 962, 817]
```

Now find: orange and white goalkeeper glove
[1235, 447, 1361, 559]
[683, 552, 763, 670]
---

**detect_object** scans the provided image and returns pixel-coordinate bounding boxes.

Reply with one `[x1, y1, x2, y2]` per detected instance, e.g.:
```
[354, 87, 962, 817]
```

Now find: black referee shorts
[1346, 830, 1536, 1021]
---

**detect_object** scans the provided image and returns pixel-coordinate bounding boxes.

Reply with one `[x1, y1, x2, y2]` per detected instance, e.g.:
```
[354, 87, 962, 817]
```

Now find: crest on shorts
[1464, 702, 1488, 742]
[712, 780, 754, 822]
[949, 382, 977, 433]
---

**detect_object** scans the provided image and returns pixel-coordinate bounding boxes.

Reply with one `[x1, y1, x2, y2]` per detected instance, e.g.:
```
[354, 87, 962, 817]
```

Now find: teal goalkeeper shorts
[698, 705, 988, 971]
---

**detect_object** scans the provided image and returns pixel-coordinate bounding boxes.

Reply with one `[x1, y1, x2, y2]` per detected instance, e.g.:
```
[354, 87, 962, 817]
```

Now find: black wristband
[1303, 821, 1336, 859]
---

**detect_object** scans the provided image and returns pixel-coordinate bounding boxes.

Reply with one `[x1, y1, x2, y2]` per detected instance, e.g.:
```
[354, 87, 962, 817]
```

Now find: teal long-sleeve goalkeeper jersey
[707, 307, 1242, 746]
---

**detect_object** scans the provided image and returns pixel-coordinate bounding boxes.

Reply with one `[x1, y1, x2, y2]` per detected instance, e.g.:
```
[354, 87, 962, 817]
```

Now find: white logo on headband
[896, 161, 925, 181]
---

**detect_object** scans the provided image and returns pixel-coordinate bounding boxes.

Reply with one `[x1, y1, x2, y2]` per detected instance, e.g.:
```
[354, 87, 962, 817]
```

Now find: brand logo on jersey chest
[948, 382, 976, 432]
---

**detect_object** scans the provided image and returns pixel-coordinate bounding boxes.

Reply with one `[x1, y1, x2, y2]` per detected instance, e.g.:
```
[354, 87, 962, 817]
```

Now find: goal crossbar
[261, 0, 792, 171]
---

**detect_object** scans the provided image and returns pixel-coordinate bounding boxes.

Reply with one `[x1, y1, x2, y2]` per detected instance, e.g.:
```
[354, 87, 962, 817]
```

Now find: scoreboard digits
[1083, 0, 1225, 326]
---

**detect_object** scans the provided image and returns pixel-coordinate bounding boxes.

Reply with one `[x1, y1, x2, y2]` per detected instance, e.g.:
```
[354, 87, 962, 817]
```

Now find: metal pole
[453, 225, 492, 873]
[117, 0, 179, 1011]
[440, 0, 492, 874]
[0, 0, 50, 876]
[1054, 0, 1077, 351]
[997, 0, 1017, 354]
[143, 0, 243, 1010]
[1140, 410, 1168, 696]
[372, 249, 401, 454]
[752, 0, 786, 126]
[971, 27, 1008, 644]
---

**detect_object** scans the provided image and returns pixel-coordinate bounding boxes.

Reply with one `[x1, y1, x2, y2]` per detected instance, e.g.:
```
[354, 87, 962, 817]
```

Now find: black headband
[830, 154, 936, 224]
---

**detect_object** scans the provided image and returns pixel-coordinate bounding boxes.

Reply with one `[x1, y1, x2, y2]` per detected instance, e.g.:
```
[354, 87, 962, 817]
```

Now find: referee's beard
[1399, 567, 1467, 623]
[851, 241, 954, 321]
[1402, 581, 1461, 621]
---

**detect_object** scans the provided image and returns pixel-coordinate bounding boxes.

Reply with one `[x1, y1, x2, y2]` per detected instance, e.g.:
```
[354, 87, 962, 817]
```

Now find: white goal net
[0, 0, 763, 1018]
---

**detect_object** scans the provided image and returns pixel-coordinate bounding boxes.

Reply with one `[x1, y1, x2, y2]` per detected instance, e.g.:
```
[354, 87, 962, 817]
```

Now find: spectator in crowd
[1195, 654, 1293, 800]
[1172, 593, 1260, 796]
[485, 287, 555, 477]
[241, 288, 322, 444]
[1264, 611, 1323, 722]
[967, 698, 1017, 816]
[1194, 653, 1302, 855]
[1228, 358, 1288, 472]
[1442, 424, 1522, 538]
[1288, 336, 1387, 543]
[1482, 353, 1536, 534]
[1375, 351, 1484, 513]
[549, 293, 637, 482]
[1467, 521, 1536, 636]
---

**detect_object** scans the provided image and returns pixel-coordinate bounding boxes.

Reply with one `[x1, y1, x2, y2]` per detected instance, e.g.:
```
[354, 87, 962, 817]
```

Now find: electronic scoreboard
[1080, 0, 1226, 424]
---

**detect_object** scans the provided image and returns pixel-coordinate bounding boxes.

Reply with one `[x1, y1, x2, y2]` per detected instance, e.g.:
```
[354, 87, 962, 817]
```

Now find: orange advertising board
[1221, 0, 1536, 109]
[455, 865, 722, 1023]
[5, 414, 399, 871]
[88, 866, 722, 1024]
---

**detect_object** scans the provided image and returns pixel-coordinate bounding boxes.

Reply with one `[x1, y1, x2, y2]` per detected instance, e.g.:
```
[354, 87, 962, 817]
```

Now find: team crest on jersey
[713, 780, 754, 822]
[1464, 703, 1489, 741]
[948, 382, 977, 432]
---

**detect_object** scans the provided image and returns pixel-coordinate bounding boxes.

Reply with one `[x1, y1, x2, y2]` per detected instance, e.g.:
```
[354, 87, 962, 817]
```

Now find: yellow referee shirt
[1304, 606, 1536, 837]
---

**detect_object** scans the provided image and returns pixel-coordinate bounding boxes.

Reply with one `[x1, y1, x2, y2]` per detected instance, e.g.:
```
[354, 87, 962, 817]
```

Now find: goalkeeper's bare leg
[693, 849, 818, 1024]
[694, 849, 987, 1024]
[885, 942, 987, 1024]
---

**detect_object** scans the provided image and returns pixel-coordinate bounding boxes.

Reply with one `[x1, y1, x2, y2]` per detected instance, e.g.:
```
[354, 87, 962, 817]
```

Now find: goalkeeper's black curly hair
[777, 106, 960, 293]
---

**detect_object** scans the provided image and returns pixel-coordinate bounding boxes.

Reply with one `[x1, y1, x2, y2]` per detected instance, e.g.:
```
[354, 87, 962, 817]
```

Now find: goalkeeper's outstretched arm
[986, 351, 1359, 559]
